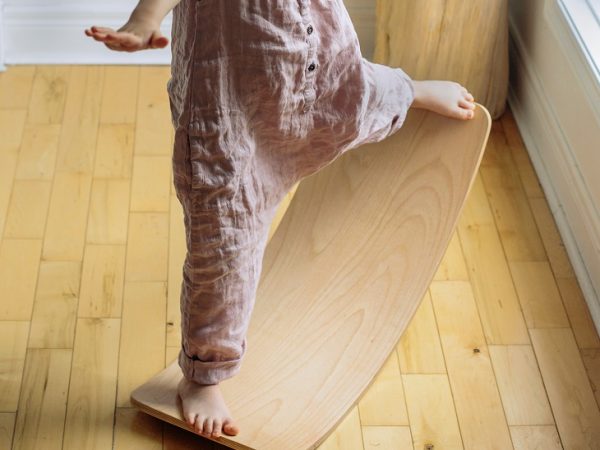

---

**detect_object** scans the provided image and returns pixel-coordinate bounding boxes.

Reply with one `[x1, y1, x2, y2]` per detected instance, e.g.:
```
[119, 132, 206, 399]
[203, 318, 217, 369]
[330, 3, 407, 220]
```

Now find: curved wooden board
[131, 103, 492, 449]
[267, 180, 300, 243]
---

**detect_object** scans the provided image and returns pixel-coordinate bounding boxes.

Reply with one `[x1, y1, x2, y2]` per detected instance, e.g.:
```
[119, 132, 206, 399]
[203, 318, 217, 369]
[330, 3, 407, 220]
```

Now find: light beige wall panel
[507, 0, 600, 333]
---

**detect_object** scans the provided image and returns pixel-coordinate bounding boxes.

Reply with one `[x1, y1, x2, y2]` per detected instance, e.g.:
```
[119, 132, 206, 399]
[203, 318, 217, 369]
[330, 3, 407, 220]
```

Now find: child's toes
[212, 419, 222, 438]
[202, 418, 213, 436]
[455, 106, 473, 120]
[195, 415, 206, 434]
[459, 98, 475, 110]
[186, 413, 196, 426]
[223, 420, 240, 436]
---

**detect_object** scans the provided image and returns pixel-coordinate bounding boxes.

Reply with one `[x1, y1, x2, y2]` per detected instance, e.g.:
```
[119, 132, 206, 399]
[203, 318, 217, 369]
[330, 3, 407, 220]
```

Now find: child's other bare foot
[177, 377, 240, 439]
[410, 80, 476, 120]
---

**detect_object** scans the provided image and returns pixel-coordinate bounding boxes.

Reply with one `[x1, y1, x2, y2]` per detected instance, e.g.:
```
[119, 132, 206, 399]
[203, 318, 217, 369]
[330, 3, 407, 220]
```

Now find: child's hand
[84, 20, 169, 52]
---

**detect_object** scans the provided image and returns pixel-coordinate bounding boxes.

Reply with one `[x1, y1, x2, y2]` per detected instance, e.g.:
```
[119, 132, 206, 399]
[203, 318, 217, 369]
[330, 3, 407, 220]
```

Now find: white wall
[0, 0, 376, 67]
[508, 0, 600, 332]
[0, 1, 5, 70]
[2, 0, 170, 65]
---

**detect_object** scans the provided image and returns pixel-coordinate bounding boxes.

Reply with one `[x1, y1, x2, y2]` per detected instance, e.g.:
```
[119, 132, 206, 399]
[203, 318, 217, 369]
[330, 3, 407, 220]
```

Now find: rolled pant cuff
[178, 346, 244, 385]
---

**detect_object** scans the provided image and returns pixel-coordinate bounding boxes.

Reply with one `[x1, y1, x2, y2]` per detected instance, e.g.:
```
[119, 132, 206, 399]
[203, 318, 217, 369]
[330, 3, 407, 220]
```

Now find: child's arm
[85, 0, 182, 52]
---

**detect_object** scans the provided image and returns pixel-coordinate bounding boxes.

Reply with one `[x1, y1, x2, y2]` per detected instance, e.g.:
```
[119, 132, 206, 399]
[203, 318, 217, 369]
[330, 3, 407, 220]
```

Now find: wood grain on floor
[0, 65, 599, 450]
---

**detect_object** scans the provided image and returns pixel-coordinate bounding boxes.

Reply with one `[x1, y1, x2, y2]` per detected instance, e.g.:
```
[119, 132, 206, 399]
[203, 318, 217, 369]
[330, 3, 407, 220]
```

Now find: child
[86, 0, 475, 441]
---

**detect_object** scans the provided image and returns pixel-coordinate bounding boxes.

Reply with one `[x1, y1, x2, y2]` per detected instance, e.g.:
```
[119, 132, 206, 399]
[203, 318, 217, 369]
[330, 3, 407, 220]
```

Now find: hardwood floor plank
[316, 406, 364, 450]
[55, 66, 103, 174]
[509, 261, 570, 328]
[430, 280, 513, 449]
[86, 179, 130, 245]
[125, 212, 169, 282]
[0, 321, 30, 412]
[579, 347, 600, 410]
[433, 229, 470, 281]
[78, 245, 126, 319]
[529, 196, 577, 279]
[397, 291, 446, 374]
[42, 171, 92, 261]
[509, 425, 563, 449]
[0, 413, 16, 450]
[100, 66, 139, 125]
[12, 348, 71, 450]
[134, 67, 172, 156]
[480, 128, 547, 261]
[14, 124, 61, 181]
[0, 110, 27, 239]
[130, 156, 171, 212]
[500, 108, 545, 199]
[167, 193, 186, 348]
[555, 277, 600, 350]
[0, 66, 35, 109]
[28, 261, 80, 349]
[358, 352, 408, 426]
[3, 180, 52, 239]
[402, 374, 463, 449]
[530, 327, 600, 448]
[62, 318, 120, 450]
[93, 124, 135, 179]
[457, 174, 530, 345]
[361, 426, 413, 450]
[117, 282, 167, 407]
[0, 239, 43, 321]
[26, 66, 69, 125]
[488, 344, 554, 425]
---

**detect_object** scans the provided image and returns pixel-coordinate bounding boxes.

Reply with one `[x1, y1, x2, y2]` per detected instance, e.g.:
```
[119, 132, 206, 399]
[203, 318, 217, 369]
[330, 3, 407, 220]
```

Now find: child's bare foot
[410, 80, 476, 120]
[177, 377, 240, 439]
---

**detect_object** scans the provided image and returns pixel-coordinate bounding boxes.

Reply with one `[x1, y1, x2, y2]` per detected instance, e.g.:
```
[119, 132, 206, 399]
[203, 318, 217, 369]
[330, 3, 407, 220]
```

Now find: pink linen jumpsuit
[167, 0, 415, 385]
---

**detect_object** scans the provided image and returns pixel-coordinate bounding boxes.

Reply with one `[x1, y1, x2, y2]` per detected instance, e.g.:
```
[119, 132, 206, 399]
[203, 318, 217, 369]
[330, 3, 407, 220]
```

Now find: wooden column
[374, 0, 509, 119]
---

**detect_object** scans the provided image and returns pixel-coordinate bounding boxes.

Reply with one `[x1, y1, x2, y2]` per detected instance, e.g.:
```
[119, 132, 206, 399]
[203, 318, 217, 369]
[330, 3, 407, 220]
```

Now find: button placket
[299, 0, 317, 113]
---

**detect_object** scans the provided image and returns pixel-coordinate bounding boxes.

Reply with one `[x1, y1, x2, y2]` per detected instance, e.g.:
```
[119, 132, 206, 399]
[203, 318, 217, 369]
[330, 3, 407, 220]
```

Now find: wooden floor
[0, 65, 599, 450]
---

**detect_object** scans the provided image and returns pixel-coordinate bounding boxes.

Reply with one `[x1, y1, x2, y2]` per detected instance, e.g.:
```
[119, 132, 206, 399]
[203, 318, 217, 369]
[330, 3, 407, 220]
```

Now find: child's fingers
[85, 28, 105, 38]
[86, 25, 150, 52]
[85, 29, 114, 43]
[87, 32, 113, 44]
[91, 25, 115, 34]
[86, 28, 129, 44]
[98, 31, 141, 50]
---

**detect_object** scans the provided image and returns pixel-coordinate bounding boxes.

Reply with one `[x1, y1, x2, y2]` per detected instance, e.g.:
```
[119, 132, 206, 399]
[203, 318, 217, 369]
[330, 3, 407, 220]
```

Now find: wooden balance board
[131, 103, 492, 449]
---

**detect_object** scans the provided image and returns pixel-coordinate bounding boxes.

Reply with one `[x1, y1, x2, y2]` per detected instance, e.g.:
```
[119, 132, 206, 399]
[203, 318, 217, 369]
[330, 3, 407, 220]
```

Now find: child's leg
[172, 119, 280, 386]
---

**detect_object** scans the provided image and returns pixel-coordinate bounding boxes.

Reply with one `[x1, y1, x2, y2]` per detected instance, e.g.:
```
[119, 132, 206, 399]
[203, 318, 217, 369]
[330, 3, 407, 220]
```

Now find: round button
[307, 62, 316, 71]
[307, 25, 313, 34]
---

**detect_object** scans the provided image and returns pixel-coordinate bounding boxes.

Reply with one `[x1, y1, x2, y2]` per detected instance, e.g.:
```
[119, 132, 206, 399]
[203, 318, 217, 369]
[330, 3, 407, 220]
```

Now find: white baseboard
[507, 18, 600, 337]
[2, 2, 376, 66]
